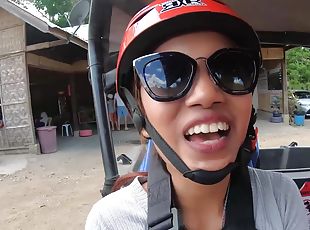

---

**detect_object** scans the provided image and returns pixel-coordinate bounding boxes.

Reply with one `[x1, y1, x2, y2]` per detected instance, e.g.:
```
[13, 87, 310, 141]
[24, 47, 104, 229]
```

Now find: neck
[168, 166, 230, 213]
[167, 165, 230, 230]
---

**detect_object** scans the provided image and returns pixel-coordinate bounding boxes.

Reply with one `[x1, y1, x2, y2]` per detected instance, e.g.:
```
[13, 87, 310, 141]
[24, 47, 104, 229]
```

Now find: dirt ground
[0, 129, 142, 230]
[0, 118, 309, 230]
[256, 116, 310, 148]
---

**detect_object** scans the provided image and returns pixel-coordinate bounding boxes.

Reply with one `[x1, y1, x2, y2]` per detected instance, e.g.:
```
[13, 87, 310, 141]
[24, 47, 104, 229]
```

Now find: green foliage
[288, 90, 297, 115]
[286, 47, 310, 90]
[32, 0, 77, 27]
[287, 90, 306, 115]
[12, 0, 77, 27]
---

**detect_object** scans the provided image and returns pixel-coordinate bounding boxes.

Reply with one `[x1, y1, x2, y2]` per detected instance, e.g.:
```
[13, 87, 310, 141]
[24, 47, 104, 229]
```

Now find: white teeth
[188, 127, 194, 135]
[194, 126, 200, 134]
[209, 123, 218, 133]
[218, 122, 224, 130]
[186, 122, 229, 136]
[201, 124, 209, 133]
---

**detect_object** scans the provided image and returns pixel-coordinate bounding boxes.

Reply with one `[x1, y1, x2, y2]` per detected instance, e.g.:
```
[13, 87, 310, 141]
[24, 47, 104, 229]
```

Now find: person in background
[107, 94, 118, 130]
[114, 92, 129, 131]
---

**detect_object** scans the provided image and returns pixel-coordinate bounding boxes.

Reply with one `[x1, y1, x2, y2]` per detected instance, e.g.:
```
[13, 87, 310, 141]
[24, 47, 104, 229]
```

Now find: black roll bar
[88, 0, 119, 197]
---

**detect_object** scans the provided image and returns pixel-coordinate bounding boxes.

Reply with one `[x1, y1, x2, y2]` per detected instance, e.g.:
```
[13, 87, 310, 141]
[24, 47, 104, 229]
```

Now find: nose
[185, 61, 225, 108]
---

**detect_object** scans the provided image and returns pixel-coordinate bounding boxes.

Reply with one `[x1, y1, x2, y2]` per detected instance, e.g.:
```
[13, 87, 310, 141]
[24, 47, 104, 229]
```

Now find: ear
[140, 128, 150, 139]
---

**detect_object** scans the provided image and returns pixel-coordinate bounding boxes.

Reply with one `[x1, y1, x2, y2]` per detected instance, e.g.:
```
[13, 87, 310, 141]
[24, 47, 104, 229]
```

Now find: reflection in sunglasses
[146, 73, 167, 88]
[233, 77, 244, 86]
[215, 72, 222, 80]
[146, 72, 182, 89]
[169, 78, 181, 88]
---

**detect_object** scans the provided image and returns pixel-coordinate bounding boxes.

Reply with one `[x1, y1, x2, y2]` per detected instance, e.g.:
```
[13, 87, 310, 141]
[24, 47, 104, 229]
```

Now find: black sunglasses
[133, 48, 258, 102]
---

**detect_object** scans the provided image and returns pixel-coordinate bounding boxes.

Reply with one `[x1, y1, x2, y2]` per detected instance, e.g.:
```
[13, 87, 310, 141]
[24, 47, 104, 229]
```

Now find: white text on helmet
[161, 0, 205, 13]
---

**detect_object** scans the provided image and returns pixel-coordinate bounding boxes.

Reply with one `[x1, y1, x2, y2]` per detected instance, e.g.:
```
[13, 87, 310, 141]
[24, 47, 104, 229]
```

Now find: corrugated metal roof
[63, 24, 89, 43]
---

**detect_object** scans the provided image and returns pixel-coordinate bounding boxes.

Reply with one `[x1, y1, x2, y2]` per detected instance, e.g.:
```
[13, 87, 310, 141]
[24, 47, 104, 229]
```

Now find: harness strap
[223, 166, 256, 229]
[148, 155, 256, 229]
[147, 153, 176, 229]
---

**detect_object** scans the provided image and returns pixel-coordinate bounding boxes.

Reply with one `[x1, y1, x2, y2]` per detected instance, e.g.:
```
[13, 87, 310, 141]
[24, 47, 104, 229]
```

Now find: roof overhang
[223, 0, 310, 47]
[111, 0, 310, 47]
[0, 0, 88, 50]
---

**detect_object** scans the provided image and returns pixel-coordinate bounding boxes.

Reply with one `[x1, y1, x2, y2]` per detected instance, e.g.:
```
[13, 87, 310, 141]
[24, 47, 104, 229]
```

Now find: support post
[282, 51, 289, 124]
[70, 75, 80, 136]
[88, 0, 119, 196]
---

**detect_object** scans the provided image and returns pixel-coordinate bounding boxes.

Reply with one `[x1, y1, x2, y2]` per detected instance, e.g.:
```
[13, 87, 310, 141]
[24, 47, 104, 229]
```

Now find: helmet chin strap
[183, 163, 238, 185]
[122, 87, 241, 185]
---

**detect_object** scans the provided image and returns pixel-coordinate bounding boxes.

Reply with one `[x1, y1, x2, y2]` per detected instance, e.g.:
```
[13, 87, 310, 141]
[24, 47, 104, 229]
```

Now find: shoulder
[248, 167, 306, 200]
[248, 167, 296, 189]
[248, 168, 308, 229]
[85, 177, 147, 230]
[248, 167, 302, 207]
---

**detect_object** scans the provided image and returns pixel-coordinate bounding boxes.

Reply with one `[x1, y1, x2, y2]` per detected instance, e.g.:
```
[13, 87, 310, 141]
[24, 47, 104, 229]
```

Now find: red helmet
[116, 0, 261, 101]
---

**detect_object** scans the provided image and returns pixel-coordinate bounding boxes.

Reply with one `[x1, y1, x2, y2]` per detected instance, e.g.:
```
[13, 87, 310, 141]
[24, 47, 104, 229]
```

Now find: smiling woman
[86, 0, 308, 229]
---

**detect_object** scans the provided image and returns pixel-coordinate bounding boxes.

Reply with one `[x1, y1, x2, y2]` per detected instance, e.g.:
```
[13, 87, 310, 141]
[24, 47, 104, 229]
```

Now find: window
[294, 91, 310, 99]
[268, 69, 283, 90]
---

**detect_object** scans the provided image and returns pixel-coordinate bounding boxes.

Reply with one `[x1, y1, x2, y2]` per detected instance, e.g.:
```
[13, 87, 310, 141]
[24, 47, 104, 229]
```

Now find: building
[0, 0, 90, 154]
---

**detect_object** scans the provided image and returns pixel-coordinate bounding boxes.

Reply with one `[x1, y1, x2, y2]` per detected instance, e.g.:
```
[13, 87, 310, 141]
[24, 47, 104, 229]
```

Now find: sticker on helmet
[160, 0, 205, 13]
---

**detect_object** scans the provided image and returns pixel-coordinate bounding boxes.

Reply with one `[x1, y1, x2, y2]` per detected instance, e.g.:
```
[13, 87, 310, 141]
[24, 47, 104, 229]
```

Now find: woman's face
[140, 31, 253, 172]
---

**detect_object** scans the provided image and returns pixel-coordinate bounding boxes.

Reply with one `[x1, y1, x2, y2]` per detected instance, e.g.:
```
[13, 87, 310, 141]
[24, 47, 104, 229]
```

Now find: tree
[33, 0, 77, 27]
[12, 0, 77, 27]
[286, 47, 310, 90]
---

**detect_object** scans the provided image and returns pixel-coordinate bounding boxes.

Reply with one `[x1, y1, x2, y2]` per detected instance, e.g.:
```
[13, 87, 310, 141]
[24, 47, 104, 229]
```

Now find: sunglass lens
[144, 53, 194, 99]
[207, 51, 256, 93]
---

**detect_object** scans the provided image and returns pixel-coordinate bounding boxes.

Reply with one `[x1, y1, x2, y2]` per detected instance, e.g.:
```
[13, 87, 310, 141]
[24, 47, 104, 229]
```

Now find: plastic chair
[47, 117, 52, 126]
[39, 112, 48, 126]
[61, 123, 73, 136]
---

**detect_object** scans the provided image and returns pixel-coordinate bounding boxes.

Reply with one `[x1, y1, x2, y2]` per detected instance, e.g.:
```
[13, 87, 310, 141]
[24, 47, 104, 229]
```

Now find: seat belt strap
[223, 166, 256, 230]
[148, 161, 256, 229]
[148, 153, 174, 229]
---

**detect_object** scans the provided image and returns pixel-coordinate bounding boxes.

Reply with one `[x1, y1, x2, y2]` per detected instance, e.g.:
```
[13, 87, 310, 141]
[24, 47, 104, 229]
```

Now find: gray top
[107, 99, 115, 113]
[115, 93, 125, 107]
[85, 168, 308, 230]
